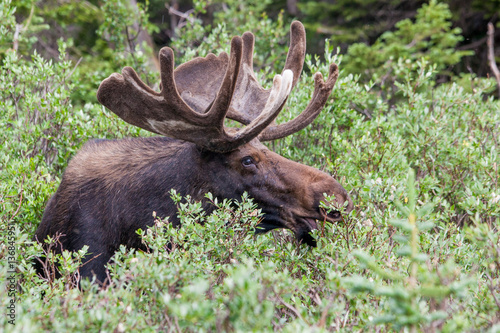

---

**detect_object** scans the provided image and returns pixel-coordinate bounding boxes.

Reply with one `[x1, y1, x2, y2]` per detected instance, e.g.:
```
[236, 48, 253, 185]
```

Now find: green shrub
[1, 0, 499, 331]
[343, 0, 473, 103]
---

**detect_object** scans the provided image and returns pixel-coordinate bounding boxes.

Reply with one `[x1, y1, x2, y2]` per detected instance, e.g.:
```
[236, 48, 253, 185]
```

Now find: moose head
[35, 21, 353, 284]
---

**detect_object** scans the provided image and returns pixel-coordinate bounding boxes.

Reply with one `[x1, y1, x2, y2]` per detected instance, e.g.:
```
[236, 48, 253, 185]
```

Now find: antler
[97, 21, 338, 152]
[259, 62, 339, 141]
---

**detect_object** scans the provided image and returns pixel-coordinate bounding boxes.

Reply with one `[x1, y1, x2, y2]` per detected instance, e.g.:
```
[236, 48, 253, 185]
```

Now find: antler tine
[224, 32, 267, 125]
[203, 36, 243, 128]
[158, 47, 198, 120]
[283, 21, 306, 90]
[259, 63, 339, 141]
[241, 31, 254, 68]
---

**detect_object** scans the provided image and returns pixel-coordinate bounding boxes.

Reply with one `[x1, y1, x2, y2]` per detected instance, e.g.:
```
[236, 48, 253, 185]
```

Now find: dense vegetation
[1, 0, 499, 331]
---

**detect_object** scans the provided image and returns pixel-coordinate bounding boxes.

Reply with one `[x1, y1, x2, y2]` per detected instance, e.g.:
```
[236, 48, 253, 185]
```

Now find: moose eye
[241, 156, 255, 167]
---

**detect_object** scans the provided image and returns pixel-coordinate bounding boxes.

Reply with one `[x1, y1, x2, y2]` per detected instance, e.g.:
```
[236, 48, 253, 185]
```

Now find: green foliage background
[1, 0, 499, 331]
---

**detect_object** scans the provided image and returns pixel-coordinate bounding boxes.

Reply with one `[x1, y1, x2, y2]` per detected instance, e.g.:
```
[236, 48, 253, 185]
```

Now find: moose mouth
[255, 210, 342, 247]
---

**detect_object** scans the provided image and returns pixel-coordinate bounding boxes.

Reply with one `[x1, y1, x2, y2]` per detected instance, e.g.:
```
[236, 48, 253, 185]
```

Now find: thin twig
[276, 295, 309, 325]
[64, 57, 83, 82]
[13, 24, 23, 51]
[174, 317, 182, 333]
[317, 297, 334, 328]
[7, 175, 25, 224]
[167, 5, 195, 23]
[487, 23, 500, 96]
[342, 304, 349, 328]
[349, 102, 372, 119]
[12, 5, 34, 51]
[485, 272, 500, 311]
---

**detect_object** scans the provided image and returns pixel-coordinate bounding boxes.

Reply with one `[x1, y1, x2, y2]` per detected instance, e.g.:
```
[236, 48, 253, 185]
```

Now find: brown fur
[35, 136, 352, 284]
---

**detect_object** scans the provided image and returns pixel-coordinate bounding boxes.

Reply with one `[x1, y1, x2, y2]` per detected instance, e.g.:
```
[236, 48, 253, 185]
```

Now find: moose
[35, 21, 353, 284]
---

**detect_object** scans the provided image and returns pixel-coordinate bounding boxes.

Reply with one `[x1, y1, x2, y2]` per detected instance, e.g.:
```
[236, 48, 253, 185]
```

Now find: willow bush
[1, 0, 499, 331]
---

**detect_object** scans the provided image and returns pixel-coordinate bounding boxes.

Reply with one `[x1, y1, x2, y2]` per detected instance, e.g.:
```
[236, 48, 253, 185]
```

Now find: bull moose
[35, 21, 353, 284]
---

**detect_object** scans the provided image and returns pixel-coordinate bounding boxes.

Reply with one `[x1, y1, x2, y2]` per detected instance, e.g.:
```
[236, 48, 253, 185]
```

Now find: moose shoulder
[35, 21, 353, 285]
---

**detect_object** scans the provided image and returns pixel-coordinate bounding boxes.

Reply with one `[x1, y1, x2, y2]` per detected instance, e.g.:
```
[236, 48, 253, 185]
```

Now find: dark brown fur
[35, 136, 352, 283]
